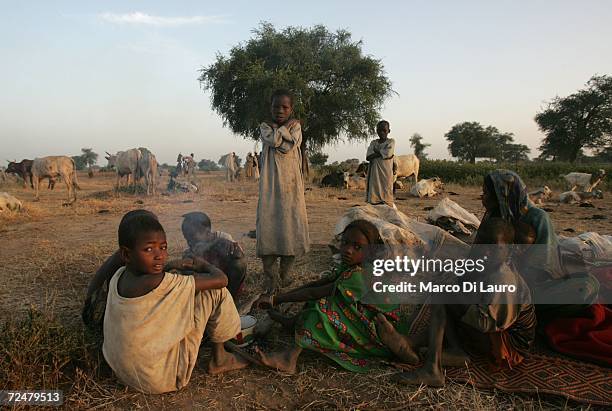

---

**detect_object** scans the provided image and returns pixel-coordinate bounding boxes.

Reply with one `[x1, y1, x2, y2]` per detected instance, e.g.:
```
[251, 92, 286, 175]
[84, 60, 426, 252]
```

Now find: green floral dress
[295, 263, 406, 372]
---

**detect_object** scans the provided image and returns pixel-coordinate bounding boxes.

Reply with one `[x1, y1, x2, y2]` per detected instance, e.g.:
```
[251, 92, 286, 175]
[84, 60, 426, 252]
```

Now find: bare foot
[268, 309, 297, 328]
[376, 313, 420, 365]
[419, 347, 470, 367]
[207, 351, 250, 375]
[392, 366, 445, 387]
[255, 346, 301, 374]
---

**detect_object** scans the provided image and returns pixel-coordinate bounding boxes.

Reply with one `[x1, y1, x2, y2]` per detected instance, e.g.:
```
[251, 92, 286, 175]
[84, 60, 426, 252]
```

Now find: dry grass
[0, 170, 608, 410]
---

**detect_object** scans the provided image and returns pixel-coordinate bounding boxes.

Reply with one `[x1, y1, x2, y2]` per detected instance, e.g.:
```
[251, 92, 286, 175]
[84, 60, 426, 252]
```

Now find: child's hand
[253, 294, 275, 310]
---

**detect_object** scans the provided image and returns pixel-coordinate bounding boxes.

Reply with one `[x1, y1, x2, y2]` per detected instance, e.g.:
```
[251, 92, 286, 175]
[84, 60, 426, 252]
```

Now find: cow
[0, 192, 22, 212]
[409, 177, 443, 198]
[105, 149, 142, 192]
[321, 171, 349, 188]
[528, 186, 553, 205]
[563, 169, 606, 192]
[346, 173, 366, 190]
[137, 148, 158, 195]
[6, 159, 57, 189]
[559, 189, 604, 204]
[31, 156, 79, 203]
[394, 154, 420, 184]
[6, 159, 33, 188]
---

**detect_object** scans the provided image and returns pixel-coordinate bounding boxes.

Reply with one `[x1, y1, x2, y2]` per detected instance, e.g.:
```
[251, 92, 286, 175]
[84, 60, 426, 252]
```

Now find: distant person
[245, 152, 254, 179]
[366, 120, 395, 207]
[257, 89, 310, 291]
[102, 211, 248, 393]
[252, 152, 260, 181]
[224, 152, 237, 182]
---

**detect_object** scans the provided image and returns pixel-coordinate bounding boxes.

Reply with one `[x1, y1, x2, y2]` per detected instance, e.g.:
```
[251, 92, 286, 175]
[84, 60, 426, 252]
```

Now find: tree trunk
[301, 137, 310, 178]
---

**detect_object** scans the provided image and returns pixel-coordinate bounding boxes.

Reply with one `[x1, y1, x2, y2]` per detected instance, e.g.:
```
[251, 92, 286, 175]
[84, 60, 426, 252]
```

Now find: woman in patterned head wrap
[479, 170, 599, 321]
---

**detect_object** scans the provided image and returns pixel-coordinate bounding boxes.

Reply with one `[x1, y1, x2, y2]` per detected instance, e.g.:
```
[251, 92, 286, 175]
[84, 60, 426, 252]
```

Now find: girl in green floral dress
[253, 219, 409, 374]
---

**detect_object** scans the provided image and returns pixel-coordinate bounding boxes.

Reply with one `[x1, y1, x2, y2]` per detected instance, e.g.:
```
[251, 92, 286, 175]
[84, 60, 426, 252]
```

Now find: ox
[563, 169, 606, 192]
[528, 186, 553, 205]
[321, 171, 349, 188]
[559, 190, 604, 204]
[106, 149, 142, 192]
[6, 159, 59, 189]
[409, 177, 443, 198]
[31, 156, 79, 203]
[6, 159, 33, 188]
[0, 192, 22, 212]
[394, 154, 420, 184]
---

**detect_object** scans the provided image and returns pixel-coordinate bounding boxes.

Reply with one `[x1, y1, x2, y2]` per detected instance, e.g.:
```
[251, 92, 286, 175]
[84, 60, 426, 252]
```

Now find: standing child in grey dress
[257, 89, 310, 291]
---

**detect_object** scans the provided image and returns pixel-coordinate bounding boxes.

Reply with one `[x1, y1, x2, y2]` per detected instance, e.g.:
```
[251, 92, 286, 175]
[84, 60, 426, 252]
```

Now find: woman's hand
[253, 294, 275, 310]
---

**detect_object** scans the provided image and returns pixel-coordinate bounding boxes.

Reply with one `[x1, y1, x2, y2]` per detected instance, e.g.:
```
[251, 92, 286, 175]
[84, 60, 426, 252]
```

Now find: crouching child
[102, 212, 248, 394]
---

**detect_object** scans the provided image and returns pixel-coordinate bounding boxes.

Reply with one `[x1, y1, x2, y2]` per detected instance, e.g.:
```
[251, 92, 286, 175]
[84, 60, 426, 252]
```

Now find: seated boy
[174, 211, 247, 297]
[377, 218, 536, 386]
[82, 210, 246, 331]
[102, 212, 249, 394]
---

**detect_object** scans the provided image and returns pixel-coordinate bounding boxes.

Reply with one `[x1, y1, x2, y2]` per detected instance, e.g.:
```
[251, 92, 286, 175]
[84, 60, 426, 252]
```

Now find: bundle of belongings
[331, 203, 469, 305]
[426, 197, 480, 241]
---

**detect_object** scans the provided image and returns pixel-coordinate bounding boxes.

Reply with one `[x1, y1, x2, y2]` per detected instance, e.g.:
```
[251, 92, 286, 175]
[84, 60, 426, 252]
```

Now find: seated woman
[252, 220, 411, 374]
[479, 169, 599, 321]
[382, 218, 536, 386]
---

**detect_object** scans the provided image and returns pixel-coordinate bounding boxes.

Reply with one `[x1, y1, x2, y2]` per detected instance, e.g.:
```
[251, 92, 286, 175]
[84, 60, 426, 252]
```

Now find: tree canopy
[409, 133, 431, 159]
[445, 122, 529, 163]
[535, 75, 612, 163]
[199, 23, 394, 174]
[80, 148, 98, 169]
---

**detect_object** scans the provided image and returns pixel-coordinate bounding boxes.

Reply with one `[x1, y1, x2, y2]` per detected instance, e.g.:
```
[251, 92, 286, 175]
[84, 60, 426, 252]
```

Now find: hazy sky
[1, 1, 611, 166]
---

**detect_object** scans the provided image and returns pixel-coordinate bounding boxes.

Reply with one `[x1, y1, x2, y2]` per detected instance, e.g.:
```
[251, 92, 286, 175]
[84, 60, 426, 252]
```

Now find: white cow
[563, 169, 606, 192]
[528, 186, 553, 205]
[559, 190, 604, 204]
[31, 156, 79, 203]
[394, 154, 420, 184]
[409, 177, 443, 198]
[0, 192, 22, 212]
[105, 149, 142, 192]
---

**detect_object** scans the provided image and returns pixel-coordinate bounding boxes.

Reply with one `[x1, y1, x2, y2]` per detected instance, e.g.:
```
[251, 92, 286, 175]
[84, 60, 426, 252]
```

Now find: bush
[418, 160, 612, 190]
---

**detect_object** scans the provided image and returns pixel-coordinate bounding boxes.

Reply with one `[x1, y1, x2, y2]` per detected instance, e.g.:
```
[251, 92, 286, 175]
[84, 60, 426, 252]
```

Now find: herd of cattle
[0, 148, 607, 211]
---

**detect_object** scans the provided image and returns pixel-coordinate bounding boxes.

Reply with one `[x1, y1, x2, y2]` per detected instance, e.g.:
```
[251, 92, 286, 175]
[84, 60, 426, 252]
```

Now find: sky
[1, 1, 611, 166]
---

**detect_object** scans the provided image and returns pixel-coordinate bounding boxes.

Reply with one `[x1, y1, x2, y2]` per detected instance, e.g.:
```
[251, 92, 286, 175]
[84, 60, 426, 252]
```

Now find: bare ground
[0, 171, 609, 410]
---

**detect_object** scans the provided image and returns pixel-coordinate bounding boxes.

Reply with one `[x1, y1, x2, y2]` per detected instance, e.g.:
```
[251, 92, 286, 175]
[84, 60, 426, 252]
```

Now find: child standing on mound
[257, 89, 310, 291]
[366, 120, 395, 206]
[102, 211, 248, 394]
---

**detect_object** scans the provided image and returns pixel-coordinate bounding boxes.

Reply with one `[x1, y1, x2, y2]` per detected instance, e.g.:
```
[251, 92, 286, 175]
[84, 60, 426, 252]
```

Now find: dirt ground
[0, 171, 610, 409]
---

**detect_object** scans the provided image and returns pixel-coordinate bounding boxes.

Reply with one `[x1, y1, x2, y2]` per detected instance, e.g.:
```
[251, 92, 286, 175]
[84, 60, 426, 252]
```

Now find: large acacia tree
[199, 23, 394, 175]
[535, 75, 612, 163]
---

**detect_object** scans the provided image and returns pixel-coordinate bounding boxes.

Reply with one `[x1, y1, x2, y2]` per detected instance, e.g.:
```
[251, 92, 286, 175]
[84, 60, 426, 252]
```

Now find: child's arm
[85, 250, 122, 299]
[185, 257, 229, 291]
[260, 121, 302, 154]
[255, 283, 335, 309]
